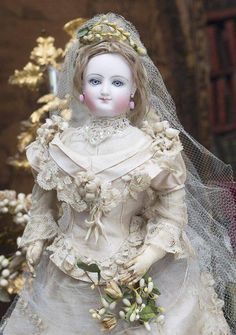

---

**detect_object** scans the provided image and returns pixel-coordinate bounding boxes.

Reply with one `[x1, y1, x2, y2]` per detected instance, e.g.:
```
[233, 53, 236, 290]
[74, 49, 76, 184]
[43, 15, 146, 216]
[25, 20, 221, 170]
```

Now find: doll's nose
[100, 81, 110, 96]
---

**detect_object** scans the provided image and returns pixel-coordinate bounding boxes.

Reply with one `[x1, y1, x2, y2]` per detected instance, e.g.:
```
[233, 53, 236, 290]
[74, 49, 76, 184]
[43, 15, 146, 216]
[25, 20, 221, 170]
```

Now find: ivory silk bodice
[20, 115, 192, 283]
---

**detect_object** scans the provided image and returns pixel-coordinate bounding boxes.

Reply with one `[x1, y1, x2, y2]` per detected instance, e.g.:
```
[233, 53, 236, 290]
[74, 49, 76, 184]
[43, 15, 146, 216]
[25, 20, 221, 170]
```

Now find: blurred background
[0, 0, 235, 321]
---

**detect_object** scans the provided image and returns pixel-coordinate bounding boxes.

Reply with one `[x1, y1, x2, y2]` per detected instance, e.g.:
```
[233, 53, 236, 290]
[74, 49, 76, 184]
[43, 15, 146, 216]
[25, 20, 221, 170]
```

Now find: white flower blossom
[129, 311, 136, 322]
[0, 279, 8, 287]
[1, 269, 10, 278]
[122, 298, 131, 306]
[1, 259, 9, 268]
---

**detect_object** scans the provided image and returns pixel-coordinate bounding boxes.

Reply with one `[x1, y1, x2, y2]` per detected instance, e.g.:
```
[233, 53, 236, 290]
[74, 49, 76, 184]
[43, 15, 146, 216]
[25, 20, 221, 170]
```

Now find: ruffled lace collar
[80, 114, 130, 145]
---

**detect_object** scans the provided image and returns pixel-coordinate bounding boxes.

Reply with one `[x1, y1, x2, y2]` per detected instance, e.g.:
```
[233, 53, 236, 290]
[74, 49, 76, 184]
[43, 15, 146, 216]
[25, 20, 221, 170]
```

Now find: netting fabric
[55, 12, 236, 331]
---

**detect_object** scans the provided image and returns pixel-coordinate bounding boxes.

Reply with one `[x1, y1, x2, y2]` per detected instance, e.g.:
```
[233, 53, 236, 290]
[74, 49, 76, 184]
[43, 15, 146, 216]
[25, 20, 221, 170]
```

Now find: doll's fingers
[26, 245, 32, 258]
[26, 257, 33, 269]
[131, 277, 140, 284]
[119, 268, 130, 276]
[124, 259, 136, 268]
[128, 267, 135, 274]
[128, 265, 136, 272]
[27, 263, 35, 276]
[27, 254, 33, 265]
[27, 259, 36, 277]
[119, 272, 133, 282]
[119, 272, 131, 280]
[127, 274, 139, 285]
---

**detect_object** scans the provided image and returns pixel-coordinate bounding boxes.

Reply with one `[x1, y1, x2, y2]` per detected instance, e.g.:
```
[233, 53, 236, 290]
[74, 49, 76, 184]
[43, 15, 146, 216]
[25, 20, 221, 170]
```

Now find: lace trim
[145, 219, 186, 257]
[77, 115, 130, 145]
[141, 186, 195, 259]
[37, 159, 122, 243]
[30, 115, 186, 245]
[35, 139, 185, 245]
[18, 297, 47, 334]
[19, 213, 58, 248]
[47, 215, 146, 282]
[37, 161, 88, 212]
[189, 272, 231, 335]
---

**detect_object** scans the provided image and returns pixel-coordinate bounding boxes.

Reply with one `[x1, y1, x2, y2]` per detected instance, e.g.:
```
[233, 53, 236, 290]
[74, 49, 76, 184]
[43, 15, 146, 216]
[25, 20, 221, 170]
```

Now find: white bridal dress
[1, 115, 231, 335]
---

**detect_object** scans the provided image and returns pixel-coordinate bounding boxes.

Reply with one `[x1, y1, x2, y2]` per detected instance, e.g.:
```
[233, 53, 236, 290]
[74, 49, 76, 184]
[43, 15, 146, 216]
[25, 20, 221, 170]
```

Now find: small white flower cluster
[75, 171, 101, 203]
[89, 276, 165, 332]
[0, 243, 25, 300]
[122, 167, 151, 201]
[36, 115, 68, 146]
[0, 255, 11, 288]
[13, 193, 30, 225]
[118, 277, 165, 331]
[0, 191, 31, 226]
[141, 119, 181, 155]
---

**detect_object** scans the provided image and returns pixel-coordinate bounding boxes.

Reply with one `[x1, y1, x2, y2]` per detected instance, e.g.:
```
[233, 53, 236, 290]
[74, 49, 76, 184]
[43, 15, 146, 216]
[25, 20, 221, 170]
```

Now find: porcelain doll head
[82, 53, 135, 118]
[74, 41, 149, 125]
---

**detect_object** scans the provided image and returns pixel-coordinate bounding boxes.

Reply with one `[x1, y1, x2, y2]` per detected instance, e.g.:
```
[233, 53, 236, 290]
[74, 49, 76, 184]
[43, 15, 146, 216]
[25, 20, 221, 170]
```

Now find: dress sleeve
[19, 183, 59, 248]
[19, 139, 59, 248]
[144, 152, 194, 259]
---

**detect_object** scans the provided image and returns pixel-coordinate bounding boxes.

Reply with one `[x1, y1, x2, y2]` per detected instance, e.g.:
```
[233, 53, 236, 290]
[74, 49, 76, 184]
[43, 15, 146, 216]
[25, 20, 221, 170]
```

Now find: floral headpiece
[77, 15, 147, 56]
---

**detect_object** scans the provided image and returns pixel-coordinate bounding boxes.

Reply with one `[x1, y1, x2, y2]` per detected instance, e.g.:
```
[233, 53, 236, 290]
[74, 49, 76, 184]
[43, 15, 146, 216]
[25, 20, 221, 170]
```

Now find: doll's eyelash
[89, 78, 101, 85]
[112, 80, 124, 87]
[88, 78, 124, 87]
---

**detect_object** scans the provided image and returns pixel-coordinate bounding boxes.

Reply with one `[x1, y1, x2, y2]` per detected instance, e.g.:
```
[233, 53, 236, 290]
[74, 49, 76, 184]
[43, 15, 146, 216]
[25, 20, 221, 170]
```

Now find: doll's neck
[83, 113, 130, 145]
[88, 113, 128, 123]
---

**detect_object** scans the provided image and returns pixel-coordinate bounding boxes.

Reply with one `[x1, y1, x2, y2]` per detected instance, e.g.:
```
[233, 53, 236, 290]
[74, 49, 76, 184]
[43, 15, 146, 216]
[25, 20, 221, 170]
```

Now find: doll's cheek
[84, 91, 96, 110]
[113, 96, 130, 113]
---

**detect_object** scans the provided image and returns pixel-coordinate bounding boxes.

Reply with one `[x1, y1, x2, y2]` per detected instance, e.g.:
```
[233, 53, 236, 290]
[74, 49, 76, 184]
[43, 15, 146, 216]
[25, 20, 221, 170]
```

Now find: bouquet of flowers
[77, 259, 165, 332]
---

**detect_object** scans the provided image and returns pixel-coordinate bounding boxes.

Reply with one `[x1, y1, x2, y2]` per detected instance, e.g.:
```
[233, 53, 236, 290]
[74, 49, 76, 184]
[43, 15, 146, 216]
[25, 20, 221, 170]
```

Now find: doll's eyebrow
[111, 75, 128, 82]
[86, 73, 102, 77]
[86, 74, 128, 81]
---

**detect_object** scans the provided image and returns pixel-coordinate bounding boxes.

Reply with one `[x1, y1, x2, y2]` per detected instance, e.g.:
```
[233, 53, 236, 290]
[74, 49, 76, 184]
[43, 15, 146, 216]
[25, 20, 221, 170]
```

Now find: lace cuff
[144, 188, 194, 259]
[19, 213, 58, 248]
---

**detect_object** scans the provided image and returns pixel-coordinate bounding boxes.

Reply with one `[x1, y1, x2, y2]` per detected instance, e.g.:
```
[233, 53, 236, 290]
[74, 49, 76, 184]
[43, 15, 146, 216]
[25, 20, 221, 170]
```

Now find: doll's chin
[88, 109, 126, 117]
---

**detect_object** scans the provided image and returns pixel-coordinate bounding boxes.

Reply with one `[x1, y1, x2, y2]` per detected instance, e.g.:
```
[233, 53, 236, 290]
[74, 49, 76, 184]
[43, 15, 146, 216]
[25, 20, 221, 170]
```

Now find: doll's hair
[73, 41, 150, 126]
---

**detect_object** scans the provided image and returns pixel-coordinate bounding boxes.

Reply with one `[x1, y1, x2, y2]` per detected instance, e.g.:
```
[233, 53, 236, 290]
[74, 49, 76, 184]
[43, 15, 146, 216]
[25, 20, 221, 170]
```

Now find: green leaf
[148, 299, 156, 307]
[142, 273, 149, 282]
[0, 288, 11, 303]
[123, 292, 134, 301]
[139, 305, 157, 322]
[147, 300, 160, 314]
[77, 260, 101, 282]
[124, 303, 135, 322]
[152, 287, 161, 295]
[104, 294, 114, 303]
[77, 28, 89, 38]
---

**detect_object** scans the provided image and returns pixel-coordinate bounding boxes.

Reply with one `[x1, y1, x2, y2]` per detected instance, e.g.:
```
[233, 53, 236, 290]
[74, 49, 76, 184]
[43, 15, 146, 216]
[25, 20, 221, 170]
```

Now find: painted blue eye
[89, 78, 101, 86]
[112, 80, 124, 87]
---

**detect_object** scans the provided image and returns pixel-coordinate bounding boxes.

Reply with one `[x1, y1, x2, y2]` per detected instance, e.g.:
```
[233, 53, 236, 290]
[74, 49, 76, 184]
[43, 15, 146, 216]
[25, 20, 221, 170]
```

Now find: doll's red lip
[99, 97, 111, 101]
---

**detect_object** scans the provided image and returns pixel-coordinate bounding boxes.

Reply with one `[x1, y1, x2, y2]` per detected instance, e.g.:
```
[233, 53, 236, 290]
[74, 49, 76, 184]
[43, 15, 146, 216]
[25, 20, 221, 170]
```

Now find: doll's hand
[26, 240, 44, 277]
[119, 245, 166, 285]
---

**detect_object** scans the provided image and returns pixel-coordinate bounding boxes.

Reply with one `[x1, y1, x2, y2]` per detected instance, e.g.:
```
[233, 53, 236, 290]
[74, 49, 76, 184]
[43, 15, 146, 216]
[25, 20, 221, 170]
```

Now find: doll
[1, 13, 235, 335]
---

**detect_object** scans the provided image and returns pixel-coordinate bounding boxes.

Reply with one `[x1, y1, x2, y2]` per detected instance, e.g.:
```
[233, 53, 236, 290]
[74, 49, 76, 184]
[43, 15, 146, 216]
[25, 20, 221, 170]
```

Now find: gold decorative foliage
[8, 62, 44, 90]
[7, 274, 25, 295]
[64, 18, 88, 38]
[30, 37, 63, 67]
[79, 15, 147, 56]
[8, 94, 72, 170]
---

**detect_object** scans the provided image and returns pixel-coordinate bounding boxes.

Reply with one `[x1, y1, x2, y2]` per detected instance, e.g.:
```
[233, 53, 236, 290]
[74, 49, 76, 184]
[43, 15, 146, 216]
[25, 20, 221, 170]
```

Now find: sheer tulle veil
[55, 12, 236, 329]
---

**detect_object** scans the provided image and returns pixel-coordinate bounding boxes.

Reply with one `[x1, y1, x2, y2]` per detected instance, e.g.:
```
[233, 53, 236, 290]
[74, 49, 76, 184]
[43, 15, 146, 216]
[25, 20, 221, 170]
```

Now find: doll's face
[83, 53, 135, 117]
